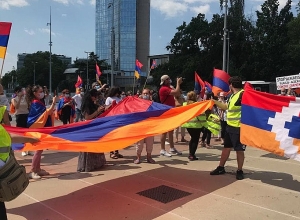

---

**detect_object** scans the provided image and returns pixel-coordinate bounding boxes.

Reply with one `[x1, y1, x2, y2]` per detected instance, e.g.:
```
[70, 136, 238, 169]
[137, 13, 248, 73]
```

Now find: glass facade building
[95, 0, 150, 77]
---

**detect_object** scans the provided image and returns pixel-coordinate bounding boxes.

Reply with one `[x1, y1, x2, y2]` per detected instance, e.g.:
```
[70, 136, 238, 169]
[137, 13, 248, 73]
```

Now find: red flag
[75, 75, 82, 88]
[136, 59, 143, 69]
[244, 82, 254, 90]
[194, 72, 205, 98]
[96, 63, 102, 77]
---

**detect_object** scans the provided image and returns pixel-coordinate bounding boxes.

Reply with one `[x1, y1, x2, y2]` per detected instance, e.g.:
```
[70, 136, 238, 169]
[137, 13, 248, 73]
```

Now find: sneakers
[160, 150, 172, 157]
[210, 166, 226, 175]
[21, 151, 28, 156]
[29, 172, 41, 179]
[236, 170, 244, 180]
[37, 169, 49, 176]
[169, 148, 182, 155]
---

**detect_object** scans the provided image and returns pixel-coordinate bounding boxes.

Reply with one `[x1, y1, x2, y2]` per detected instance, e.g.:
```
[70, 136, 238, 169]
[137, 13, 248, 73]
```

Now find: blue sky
[0, 0, 295, 75]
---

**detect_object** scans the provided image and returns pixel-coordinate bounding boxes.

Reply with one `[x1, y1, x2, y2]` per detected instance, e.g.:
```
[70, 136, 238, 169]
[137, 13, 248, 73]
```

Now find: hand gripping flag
[212, 68, 230, 96]
[135, 59, 143, 79]
[194, 72, 205, 98]
[241, 89, 300, 161]
[5, 97, 214, 153]
[75, 75, 82, 88]
[0, 22, 12, 59]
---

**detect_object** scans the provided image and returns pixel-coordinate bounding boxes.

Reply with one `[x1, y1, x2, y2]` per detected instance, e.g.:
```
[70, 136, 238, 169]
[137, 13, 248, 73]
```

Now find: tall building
[95, 0, 150, 78]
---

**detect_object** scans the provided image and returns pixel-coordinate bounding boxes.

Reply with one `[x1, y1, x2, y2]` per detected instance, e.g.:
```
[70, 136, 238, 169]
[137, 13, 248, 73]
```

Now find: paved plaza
[5, 132, 300, 220]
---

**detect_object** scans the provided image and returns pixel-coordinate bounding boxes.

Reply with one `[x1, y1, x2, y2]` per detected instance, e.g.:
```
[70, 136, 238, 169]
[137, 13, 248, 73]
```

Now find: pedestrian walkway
[5, 137, 300, 220]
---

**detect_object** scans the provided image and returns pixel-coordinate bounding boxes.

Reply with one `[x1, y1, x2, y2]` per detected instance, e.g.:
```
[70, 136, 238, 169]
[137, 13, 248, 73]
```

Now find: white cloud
[151, 0, 189, 18]
[90, 0, 95, 6]
[39, 28, 57, 36]
[190, 4, 210, 14]
[0, 0, 29, 10]
[151, 0, 218, 18]
[51, 0, 88, 5]
[24, 28, 35, 35]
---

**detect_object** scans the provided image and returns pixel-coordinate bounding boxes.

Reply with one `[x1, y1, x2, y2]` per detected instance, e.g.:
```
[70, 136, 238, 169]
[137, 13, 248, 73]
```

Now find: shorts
[223, 130, 246, 151]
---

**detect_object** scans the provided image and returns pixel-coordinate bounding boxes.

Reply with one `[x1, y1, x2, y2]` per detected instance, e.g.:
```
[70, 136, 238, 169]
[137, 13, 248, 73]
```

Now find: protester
[11, 86, 32, 156]
[182, 91, 205, 160]
[56, 89, 75, 125]
[159, 75, 183, 157]
[105, 87, 124, 159]
[210, 76, 245, 180]
[0, 84, 11, 125]
[26, 85, 56, 179]
[43, 86, 52, 106]
[72, 87, 84, 122]
[174, 90, 187, 143]
[0, 104, 40, 220]
[77, 89, 106, 172]
[134, 89, 155, 164]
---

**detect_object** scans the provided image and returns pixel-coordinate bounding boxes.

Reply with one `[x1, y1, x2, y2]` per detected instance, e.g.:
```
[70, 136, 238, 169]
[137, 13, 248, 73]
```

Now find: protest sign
[276, 74, 300, 90]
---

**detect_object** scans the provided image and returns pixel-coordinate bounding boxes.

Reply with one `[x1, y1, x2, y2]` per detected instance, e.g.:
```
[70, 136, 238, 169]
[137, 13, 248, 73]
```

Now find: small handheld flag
[135, 59, 143, 79]
[194, 72, 205, 98]
[0, 22, 12, 59]
[75, 75, 82, 88]
[212, 68, 230, 96]
[96, 63, 102, 77]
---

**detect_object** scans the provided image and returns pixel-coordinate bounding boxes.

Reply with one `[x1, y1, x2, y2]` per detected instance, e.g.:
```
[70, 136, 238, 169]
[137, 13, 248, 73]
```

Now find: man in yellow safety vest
[210, 76, 245, 180]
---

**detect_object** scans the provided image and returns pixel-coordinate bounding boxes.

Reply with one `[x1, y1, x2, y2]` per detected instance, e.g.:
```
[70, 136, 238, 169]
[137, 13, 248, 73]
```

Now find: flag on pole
[135, 59, 143, 79]
[212, 68, 230, 96]
[194, 72, 205, 98]
[151, 59, 156, 69]
[204, 81, 212, 93]
[0, 22, 12, 59]
[96, 63, 102, 77]
[75, 75, 82, 88]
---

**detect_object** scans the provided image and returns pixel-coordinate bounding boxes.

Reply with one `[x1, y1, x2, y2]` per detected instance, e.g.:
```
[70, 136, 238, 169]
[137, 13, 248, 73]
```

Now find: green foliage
[152, 0, 298, 91]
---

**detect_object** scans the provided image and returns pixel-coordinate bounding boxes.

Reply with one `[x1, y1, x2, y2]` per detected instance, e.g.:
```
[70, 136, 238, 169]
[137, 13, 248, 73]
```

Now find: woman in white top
[105, 87, 123, 159]
[11, 86, 31, 156]
[72, 87, 84, 122]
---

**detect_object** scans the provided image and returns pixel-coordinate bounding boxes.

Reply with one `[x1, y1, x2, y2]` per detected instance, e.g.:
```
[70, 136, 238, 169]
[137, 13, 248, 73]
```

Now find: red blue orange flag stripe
[5, 98, 214, 153]
[212, 68, 230, 96]
[0, 22, 12, 59]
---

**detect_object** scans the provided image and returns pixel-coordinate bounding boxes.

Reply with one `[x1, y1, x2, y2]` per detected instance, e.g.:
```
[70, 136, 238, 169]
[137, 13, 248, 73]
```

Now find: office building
[95, 0, 150, 80]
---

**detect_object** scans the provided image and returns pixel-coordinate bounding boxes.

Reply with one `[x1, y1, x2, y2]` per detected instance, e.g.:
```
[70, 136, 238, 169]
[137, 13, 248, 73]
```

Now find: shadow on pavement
[8, 167, 236, 220]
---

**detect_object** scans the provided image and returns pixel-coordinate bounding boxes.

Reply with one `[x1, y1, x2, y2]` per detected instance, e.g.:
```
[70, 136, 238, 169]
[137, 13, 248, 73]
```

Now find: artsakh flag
[75, 75, 82, 88]
[241, 89, 300, 161]
[204, 81, 212, 93]
[96, 63, 102, 77]
[212, 68, 230, 96]
[194, 72, 205, 98]
[0, 22, 12, 59]
[5, 97, 214, 153]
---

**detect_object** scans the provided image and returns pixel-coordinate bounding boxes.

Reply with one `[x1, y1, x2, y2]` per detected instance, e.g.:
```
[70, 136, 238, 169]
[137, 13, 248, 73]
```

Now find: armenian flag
[135, 59, 143, 79]
[5, 97, 214, 153]
[75, 75, 82, 88]
[212, 68, 230, 96]
[204, 81, 212, 93]
[0, 22, 12, 59]
[241, 89, 300, 161]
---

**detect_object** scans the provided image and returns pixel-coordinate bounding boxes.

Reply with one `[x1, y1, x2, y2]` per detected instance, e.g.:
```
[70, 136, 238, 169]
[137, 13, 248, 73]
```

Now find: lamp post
[108, 0, 115, 87]
[47, 6, 52, 94]
[84, 51, 92, 90]
[33, 62, 38, 85]
[222, 0, 228, 71]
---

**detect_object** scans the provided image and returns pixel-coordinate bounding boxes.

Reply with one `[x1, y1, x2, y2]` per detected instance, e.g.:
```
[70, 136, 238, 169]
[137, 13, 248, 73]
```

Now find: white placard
[276, 74, 300, 90]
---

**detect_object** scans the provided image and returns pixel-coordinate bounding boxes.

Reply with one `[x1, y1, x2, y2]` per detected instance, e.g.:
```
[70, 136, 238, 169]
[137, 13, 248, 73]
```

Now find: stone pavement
[5, 133, 300, 220]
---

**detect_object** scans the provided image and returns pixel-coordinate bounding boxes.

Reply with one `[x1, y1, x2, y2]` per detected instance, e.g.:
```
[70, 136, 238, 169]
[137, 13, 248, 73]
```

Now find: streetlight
[108, 0, 115, 87]
[84, 51, 92, 90]
[32, 62, 38, 85]
[47, 6, 52, 94]
[222, 0, 228, 71]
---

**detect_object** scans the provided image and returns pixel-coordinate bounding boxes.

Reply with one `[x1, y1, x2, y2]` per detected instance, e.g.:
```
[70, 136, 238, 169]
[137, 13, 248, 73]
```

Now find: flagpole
[143, 69, 150, 90]
[0, 58, 5, 80]
[133, 75, 135, 94]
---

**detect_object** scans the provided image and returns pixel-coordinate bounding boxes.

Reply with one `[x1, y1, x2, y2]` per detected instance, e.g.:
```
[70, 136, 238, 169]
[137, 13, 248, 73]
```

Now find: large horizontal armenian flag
[5, 97, 214, 153]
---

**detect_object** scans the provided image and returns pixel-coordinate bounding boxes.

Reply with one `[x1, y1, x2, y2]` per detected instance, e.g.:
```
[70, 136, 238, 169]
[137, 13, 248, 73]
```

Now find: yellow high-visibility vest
[227, 90, 244, 128]
[207, 114, 221, 135]
[182, 102, 206, 128]
[0, 106, 11, 162]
